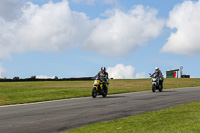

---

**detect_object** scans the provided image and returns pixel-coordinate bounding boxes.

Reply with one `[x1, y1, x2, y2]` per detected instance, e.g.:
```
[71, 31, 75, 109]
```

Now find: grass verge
[64, 101, 200, 133]
[0, 78, 200, 106]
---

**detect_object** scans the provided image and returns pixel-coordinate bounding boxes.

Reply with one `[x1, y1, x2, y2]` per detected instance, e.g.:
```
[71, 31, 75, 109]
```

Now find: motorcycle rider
[154, 66, 162, 77]
[152, 66, 163, 88]
[95, 67, 109, 89]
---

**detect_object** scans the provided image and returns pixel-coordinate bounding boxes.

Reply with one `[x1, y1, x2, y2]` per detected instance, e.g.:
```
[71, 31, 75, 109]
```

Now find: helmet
[101, 67, 106, 72]
[155, 66, 159, 72]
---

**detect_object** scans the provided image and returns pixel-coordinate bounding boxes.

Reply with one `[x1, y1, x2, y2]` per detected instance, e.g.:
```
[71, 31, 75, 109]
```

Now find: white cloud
[36, 75, 56, 79]
[0, 0, 164, 59]
[17, 1, 92, 51]
[71, 0, 118, 5]
[0, 63, 7, 78]
[107, 64, 145, 79]
[135, 71, 146, 79]
[72, 0, 95, 5]
[84, 5, 164, 56]
[0, 0, 93, 58]
[161, 1, 200, 55]
[0, 0, 22, 21]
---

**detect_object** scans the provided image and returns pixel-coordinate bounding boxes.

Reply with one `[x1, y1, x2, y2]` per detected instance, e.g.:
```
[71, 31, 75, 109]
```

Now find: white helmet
[155, 66, 159, 71]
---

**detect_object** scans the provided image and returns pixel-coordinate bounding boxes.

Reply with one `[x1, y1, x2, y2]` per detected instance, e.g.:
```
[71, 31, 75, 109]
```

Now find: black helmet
[101, 67, 106, 72]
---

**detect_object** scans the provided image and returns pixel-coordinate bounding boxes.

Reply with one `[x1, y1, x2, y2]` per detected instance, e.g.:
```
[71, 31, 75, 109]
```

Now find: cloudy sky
[0, 0, 200, 79]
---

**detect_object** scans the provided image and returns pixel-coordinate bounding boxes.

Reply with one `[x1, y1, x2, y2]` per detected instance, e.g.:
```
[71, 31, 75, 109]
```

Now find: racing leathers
[95, 71, 108, 81]
[152, 69, 163, 88]
[95, 71, 108, 89]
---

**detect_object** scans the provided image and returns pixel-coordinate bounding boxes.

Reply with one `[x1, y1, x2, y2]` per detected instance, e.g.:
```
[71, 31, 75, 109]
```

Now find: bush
[13, 77, 19, 80]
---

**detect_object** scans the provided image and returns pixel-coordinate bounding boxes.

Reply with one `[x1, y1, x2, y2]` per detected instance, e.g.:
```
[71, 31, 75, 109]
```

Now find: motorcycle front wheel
[152, 84, 156, 92]
[92, 87, 97, 98]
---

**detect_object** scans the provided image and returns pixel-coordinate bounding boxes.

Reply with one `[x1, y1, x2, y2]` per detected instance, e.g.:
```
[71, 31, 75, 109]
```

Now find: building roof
[166, 69, 179, 72]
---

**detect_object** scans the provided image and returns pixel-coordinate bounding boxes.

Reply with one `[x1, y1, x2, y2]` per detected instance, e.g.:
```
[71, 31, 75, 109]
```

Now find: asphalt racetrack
[0, 87, 200, 133]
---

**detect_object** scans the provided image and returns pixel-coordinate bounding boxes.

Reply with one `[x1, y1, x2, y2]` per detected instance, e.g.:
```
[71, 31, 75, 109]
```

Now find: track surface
[0, 87, 200, 133]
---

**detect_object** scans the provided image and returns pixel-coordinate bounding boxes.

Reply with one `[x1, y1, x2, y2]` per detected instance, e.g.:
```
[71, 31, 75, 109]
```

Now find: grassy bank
[0, 78, 200, 106]
[65, 101, 200, 133]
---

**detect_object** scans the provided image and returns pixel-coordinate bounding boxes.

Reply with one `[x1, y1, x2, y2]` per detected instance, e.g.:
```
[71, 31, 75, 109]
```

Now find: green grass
[64, 101, 200, 133]
[0, 81, 91, 105]
[1, 78, 200, 132]
[0, 78, 200, 106]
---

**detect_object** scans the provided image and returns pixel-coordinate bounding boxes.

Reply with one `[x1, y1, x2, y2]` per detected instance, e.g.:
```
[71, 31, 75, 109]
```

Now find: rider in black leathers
[95, 67, 108, 89]
[152, 66, 163, 88]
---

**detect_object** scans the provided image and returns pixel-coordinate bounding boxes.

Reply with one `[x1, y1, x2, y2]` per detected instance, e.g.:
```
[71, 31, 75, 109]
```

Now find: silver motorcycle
[150, 73, 163, 92]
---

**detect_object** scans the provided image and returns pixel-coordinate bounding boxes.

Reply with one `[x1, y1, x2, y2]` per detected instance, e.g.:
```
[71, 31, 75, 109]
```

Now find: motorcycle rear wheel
[159, 85, 163, 92]
[92, 87, 97, 98]
[102, 89, 107, 97]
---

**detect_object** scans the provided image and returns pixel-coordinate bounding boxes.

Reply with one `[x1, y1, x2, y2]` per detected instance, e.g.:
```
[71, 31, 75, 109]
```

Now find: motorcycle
[92, 79, 109, 98]
[150, 73, 163, 92]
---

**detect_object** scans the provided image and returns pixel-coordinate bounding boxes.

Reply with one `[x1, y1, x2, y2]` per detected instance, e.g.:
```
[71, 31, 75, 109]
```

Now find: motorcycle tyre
[159, 82, 163, 92]
[102, 89, 107, 98]
[152, 84, 156, 92]
[92, 87, 97, 98]
[159, 85, 163, 92]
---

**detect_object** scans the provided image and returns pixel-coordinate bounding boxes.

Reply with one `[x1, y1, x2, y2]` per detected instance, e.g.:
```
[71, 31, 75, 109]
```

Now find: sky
[0, 0, 200, 79]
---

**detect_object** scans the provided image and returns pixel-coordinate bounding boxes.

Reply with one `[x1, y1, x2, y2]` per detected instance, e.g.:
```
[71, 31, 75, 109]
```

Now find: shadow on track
[97, 95, 126, 98]
[162, 90, 177, 92]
